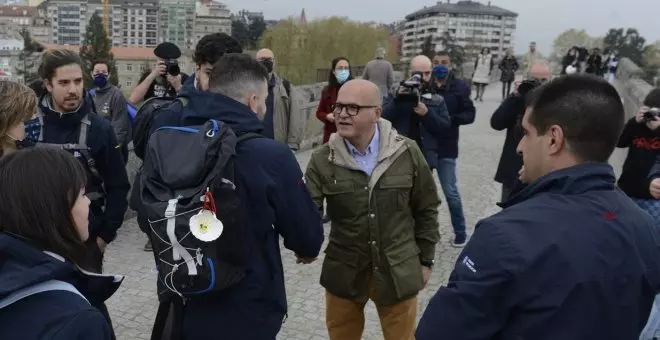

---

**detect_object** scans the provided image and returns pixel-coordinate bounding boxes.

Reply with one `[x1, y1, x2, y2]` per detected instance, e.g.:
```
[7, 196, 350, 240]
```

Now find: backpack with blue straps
[139, 119, 263, 339]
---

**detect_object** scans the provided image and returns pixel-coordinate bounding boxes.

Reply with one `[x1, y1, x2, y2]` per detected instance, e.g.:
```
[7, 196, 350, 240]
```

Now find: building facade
[159, 0, 195, 49]
[85, 0, 159, 47]
[401, 0, 517, 61]
[192, 0, 230, 47]
[0, 5, 51, 43]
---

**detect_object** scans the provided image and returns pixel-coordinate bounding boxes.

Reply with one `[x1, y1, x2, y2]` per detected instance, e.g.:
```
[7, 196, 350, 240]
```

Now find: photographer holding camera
[617, 88, 660, 221]
[382, 55, 450, 169]
[128, 42, 189, 105]
[491, 61, 550, 202]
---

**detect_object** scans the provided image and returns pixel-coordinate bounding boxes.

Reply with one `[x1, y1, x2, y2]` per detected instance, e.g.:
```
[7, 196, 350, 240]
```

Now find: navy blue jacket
[434, 75, 476, 159]
[0, 233, 122, 340]
[37, 95, 130, 244]
[382, 92, 450, 168]
[417, 163, 660, 340]
[149, 90, 324, 338]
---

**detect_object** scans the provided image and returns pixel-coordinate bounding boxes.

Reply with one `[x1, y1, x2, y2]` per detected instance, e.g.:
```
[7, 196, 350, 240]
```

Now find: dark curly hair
[193, 33, 243, 66]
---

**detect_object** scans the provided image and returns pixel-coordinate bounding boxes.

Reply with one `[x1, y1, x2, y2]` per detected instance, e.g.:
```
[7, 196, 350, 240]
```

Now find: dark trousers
[83, 239, 117, 340]
[501, 81, 513, 99]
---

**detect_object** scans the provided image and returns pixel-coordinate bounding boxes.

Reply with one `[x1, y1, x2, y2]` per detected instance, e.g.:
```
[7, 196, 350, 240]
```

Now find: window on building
[126, 79, 133, 87]
[126, 64, 133, 72]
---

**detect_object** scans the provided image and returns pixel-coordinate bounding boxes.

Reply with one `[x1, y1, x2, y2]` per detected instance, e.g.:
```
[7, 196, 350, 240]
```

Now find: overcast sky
[223, 0, 658, 54]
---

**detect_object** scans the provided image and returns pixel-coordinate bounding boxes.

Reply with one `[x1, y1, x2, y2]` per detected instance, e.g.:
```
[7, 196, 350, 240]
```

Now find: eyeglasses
[331, 103, 377, 116]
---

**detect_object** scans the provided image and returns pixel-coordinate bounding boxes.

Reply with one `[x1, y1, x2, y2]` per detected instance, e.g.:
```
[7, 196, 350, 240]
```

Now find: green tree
[260, 17, 396, 84]
[551, 29, 595, 61]
[231, 18, 250, 49]
[641, 41, 660, 84]
[248, 17, 267, 50]
[420, 35, 435, 60]
[79, 12, 118, 87]
[603, 28, 646, 65]
[437, 30, 465, 74]
[17, 27, 44, 84]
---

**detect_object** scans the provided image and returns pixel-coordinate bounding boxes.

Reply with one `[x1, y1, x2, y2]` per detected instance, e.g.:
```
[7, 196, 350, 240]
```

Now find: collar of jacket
[270, 73, 289, 98]
[500, 162, 616, 208]
[327, 119, 408, 194]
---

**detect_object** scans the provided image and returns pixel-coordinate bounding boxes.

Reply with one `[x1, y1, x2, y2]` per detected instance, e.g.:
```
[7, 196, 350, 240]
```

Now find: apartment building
[0, 5, 51, 43]
[192, 0, 230, 47]
[401, 0, 517, 61]
[44, 0, 160, 47]
[85, 0, 160, 47]
[159, 0, 195, 49]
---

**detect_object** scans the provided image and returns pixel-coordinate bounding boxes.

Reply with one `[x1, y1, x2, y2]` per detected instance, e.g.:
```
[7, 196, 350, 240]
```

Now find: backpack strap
[0, 280, 88, 310]
[35, 110, 105, 201]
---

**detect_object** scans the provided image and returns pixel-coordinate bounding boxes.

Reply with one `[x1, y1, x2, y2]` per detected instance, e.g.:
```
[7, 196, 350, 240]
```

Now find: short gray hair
[208, 53, 269, 104]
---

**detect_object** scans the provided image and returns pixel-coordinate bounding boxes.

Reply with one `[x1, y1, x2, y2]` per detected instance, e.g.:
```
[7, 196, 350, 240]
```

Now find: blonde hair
[0, 80, 37, 157]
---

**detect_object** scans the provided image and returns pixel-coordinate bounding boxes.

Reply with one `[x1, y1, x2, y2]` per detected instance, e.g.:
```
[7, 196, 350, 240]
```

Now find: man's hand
[650, 178, 660, 199]
[635, 109, 646, 123]
[167, 74, 183, 92]
[413, 101, 428, 116]
[326, 113, 335, 123]
[151, 61, 166, 78]
[296, 255, 317, 264]
[422, 266, 432, 287]
[96, 237, 107, 253]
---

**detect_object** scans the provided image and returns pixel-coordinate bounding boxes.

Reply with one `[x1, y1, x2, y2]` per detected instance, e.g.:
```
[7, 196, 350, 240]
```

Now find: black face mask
[260, 59, 274, 73]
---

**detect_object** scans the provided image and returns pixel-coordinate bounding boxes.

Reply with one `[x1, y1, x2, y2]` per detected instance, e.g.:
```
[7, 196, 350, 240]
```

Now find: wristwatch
[421, 260, 434, 268]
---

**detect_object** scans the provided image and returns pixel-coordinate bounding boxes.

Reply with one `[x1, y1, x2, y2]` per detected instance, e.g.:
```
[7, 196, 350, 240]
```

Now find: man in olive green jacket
[305, 79, 441, 340]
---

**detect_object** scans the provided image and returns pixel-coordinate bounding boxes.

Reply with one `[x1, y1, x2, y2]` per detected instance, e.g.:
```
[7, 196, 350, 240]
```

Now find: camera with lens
[396, 72, 423, 105]
[644, 107, 660, 122]
[516, 79, 542, 97]
[164, 59, 180, 76]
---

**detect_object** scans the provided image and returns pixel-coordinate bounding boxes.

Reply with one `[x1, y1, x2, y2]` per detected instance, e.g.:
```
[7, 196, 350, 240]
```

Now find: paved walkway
[103, 82, 627, 339]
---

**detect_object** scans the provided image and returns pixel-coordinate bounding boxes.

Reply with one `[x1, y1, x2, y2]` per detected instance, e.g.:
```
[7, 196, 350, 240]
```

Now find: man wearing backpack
[34, 48, 130, 339]
[256, 48, 303, 151]
[139, 53, 324, 339]
[131, 33, 244, 252]
[90, 60, 131, 164]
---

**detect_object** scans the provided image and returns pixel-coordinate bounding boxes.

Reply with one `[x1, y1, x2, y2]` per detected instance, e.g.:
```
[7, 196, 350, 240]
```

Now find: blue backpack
[89, 88, 138, 127]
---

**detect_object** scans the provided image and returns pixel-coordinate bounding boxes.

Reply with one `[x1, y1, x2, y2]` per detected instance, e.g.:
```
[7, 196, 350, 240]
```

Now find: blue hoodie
[0, 233, 123, 340]
[37, 94, 130, 244]
[417, 163, 660, 340]
[148, 90, 325, 338]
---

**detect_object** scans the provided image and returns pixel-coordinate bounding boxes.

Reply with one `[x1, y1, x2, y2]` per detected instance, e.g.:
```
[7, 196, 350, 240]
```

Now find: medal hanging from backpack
[189, 188, 224, 242]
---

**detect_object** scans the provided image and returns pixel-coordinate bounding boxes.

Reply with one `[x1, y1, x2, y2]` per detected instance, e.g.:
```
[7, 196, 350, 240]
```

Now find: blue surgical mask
[93, 73, 108, 88]
[335, 69, 350, 84]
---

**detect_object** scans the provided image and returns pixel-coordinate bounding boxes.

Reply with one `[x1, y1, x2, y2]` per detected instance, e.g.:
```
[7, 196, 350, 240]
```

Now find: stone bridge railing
[613, 58, 655, 119]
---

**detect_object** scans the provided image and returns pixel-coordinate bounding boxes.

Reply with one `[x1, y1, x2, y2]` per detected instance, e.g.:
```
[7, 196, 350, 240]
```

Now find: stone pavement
[103, 82, 627, 340]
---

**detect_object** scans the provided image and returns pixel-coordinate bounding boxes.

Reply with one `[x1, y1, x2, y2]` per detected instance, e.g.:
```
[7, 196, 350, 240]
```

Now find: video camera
[396, 72, 423, 105]
[644, 107, 660, 122]
[517, 79, 542, 97]
[164, 59, 180, 76]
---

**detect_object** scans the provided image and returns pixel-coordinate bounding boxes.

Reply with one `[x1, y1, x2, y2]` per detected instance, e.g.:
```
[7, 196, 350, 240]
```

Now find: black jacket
[382, 89, 451, 168]
[434, 74, 476, 159]
[498, 56, 519, 82]
[37, 94, 130, 243]
[417, 163, 660, 339]
[617, 117, 660, 199]
[491, 95, 525, 187]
